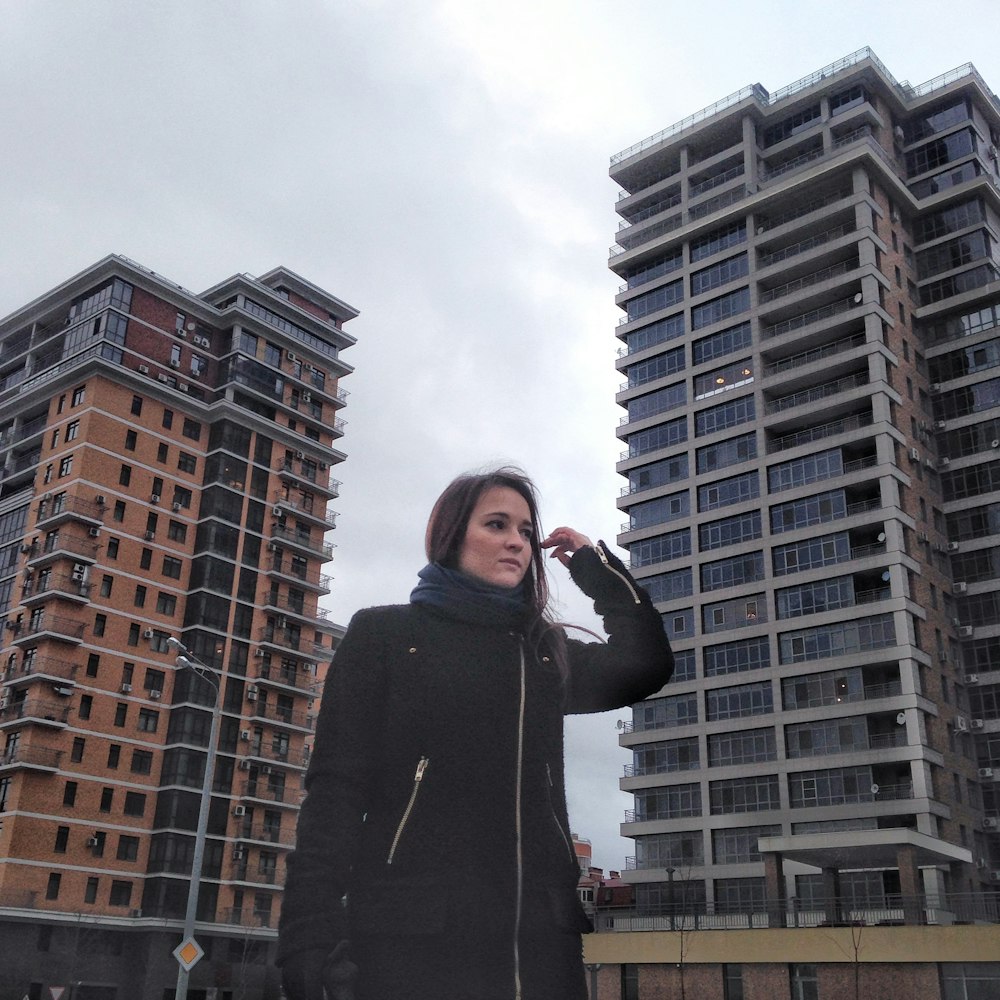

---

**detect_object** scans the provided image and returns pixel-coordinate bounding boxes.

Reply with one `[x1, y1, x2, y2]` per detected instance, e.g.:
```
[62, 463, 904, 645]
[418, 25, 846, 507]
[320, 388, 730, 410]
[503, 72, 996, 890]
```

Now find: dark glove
[281, 942, 357, 1000]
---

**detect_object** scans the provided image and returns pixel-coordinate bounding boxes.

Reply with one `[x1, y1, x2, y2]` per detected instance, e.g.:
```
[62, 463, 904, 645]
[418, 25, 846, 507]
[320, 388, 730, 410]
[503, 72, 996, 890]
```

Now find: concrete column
[822, 867, 841, 924]
[897, 844, 923, 925]
[763, 851, 787, 927]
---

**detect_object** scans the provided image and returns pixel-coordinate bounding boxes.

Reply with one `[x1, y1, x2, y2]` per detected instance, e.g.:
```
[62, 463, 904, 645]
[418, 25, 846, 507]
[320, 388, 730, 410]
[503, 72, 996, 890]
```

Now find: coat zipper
[513, 643, 526, 1000]
[386, 756, 429, 865]
[546, 762, 578, 867]
[595, 542, 642, 604]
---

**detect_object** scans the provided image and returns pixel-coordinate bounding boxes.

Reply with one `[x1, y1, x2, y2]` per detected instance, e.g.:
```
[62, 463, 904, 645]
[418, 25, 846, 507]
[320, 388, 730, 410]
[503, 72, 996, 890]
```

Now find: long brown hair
[425, 467, 567, 677]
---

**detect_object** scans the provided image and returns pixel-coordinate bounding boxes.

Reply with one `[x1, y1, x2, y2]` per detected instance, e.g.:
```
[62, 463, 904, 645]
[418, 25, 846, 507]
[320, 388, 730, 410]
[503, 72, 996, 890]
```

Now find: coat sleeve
[563, 541, 673, 714]
[277, 608, 387, 966]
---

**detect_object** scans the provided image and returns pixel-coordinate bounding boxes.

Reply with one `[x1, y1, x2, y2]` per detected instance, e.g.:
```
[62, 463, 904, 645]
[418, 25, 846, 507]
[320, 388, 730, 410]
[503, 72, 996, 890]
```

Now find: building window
[162, 557, 182, 579]
[177, 452, 197, 474]
[789, 963, 819, 1000]
[107, 745, 121, 769]
[619, 963, 639, 1000]
[63, 781, 78, 806]
[167, 520, 187, 542]
[137, 709, 159, 733]
[54, 825, 70, 853]
[140, 548, 152, 570]
[124, 429, 137, 451]
[182, 418, 202, 441]
[66, 420, 80, 441]
[698, 471, 760, 512]
[131, 750, 153, 775]
[127, 623, 139, 647]
[107, 537, 119, 560]
[156, 592, 177, 615]
[71, 738, 85, 763]
[709, 774, 781, 814]
[85, 878, 99, 904]
[117, 836, 140, 862]
[162, 408, 173, 429]
[58, 455, 73, 477]
[113, 703, 127, 728]
[100, 574, 114, 598]
[134, 585, 147, 608]
[708, 730, 777, 767]
[100, 787, 114, 812]
[113, 500, 126, 522]
[92, 613, 106, 638]
[72, 386, 85, 406]
[45, 874, 61, 900]
[109, 881, 133, 907]
[130, 395, 143, 416]
[123, 791, 146, 817]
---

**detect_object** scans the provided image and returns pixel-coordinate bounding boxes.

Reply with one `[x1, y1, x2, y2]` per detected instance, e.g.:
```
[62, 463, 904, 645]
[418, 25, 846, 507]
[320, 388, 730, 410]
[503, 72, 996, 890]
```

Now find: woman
[278, 468, 672, 1000]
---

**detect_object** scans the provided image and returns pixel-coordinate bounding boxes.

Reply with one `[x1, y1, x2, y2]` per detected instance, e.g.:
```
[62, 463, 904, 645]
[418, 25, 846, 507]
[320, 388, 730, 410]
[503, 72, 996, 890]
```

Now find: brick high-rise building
[0, 255, 356, 998]
[610, 48, 1000, 927]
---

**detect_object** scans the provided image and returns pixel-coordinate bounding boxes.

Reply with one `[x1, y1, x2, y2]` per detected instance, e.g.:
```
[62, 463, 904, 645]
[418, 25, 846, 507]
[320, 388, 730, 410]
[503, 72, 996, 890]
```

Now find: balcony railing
[10, 613, 86, 642]
[759, 259, 855, 303]
[763, 332, 866, 377]
[36, 493, 105, 525]
[0, 698, 70, 724]
[3, 654, 77, 682]
[689, 162, 745, 198]
[758, 223, 854, 268]
[0, 745, 63, 769]
[269, 526, 335, 561]
[763, 295, 861, 339]
[27, 533, 100, 563]
[766, 372, 869, 414]
[768, 412, 873, 454]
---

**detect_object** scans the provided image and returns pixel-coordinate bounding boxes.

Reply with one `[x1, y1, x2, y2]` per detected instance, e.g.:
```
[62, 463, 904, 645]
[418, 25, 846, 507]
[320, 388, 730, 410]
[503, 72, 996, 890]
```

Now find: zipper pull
[595, 543, 609, 565]
[414, 757, 429, 781]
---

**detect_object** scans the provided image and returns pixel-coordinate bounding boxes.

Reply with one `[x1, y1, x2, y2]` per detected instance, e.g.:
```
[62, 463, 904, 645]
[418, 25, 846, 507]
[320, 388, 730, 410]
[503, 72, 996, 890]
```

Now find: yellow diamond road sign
[173, 937, 205, 971]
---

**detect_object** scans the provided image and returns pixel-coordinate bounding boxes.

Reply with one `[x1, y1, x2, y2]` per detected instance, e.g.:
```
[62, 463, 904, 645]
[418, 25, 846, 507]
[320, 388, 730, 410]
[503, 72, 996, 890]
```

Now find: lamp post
[168, 637, 223, 1000]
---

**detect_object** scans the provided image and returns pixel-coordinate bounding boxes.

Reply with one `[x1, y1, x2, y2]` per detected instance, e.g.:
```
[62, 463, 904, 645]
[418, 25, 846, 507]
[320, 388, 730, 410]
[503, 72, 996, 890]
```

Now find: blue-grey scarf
[410, 562, 528, 628]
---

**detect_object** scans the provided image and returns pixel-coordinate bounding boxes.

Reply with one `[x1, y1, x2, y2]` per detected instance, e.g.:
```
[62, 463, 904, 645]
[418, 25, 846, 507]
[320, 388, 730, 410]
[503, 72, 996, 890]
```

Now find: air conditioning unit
[972, 718, 985, 730]
[144, 531, 155, 541]
[95, 495, 106, 506]
[178, 382, 189, 393]
[239, 759, 252, 770]
[247, 688, 258, 702]
[233, 805, 246, 817]
[959, 626, 975, 638]
[979, 767, 994, 778]
[948, 541, 960, 552]
[149, 689, 161, 700]
[295, 450, 305, 460]
[939, 456, 950, 468]
[992, 440, 1000, 449]
[955, 582, 968, 593]
[87, 837, 100, 848]
[286, 351, 297, 362]
[935, 420, 948, 431]
[169, 359, 180, 368]
[172, 502, 182, 512]
[241, 729, 251, 740]
[121, 683, 132, 693]
[930, 383, 943, 394]
[968, 674, 980, 685]
[909, 448, 920, 461]
[142, 629, 154, 639]
[138, 364, 150, 375]
[54, 686, 73, 697]
[991, 871, 1000, 883]
[0, 696, 8, 710]
[977, 857, 988, 869]
[176, 329, 186, 339]
[88, 526, 101, 538]
[232, 849, 245, 861]
[150, 494, 160, 505]
[158, 374, 170, 383]
[71, 568, 85, 582]
[272, 506, 283, 518]
[301, 392, 312, 403]
[262, 766, 273, 775]
[985, 817, 999, 829]
[893, 125, 905, 142]
[954, 716, 970, 732]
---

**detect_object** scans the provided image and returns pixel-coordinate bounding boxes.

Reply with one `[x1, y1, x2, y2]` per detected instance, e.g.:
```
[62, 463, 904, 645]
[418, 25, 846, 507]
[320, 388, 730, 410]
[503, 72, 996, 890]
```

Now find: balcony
[238, 778, 305, 807]
[9, 612, 86, 645]
[763, 295, 862, 339]
[271, 494, 339, 529]
[758, 222, 855, 268]
[759, 259, 856, 304]
[232, 862, 284, 887]
[253, 661, 317, 696]
[238, 820, 296, 848]
[274, 458, 342, 497]
[265, 554, 332, 594]
[765, 372, 869, 415]
[0, 697, 71, 726]
[268, 525, 334, 561]
[248, 699, 315, 732]
[0, 743, 63, 771]
[763, 332, 867, 378]
[35, 493, 105, 529]
[25, 532, 100, 566]
[2, 654, 78, 686]
[240, 740, 311, 770]
[22, 573, 92, 606]
[767, 411, 873, 454]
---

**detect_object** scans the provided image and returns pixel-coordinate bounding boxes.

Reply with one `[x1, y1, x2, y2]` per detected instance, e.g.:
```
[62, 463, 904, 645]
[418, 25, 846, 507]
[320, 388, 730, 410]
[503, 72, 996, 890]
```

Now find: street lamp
[168, 636, 223, 1000]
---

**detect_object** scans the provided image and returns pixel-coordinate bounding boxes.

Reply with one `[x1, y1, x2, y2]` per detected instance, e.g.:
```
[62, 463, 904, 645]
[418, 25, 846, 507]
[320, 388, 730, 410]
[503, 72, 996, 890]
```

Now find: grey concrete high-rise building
[610, 48, 1000, 922]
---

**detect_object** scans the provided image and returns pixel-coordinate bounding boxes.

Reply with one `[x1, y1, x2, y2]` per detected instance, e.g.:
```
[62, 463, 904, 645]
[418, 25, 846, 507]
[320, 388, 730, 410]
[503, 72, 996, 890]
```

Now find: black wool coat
[278, 543, 673, 1000]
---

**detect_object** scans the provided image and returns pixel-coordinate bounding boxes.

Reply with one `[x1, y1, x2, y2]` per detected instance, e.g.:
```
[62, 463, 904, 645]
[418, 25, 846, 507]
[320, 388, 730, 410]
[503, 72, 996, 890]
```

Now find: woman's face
[457, 486, 534, 588]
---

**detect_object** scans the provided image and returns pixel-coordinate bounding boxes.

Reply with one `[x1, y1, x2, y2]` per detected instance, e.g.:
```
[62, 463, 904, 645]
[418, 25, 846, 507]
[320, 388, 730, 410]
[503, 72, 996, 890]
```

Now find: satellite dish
[853, 292, 863, 304]
[870, 783, 880, 795]
[616, 719, 624, 731]
[877, 532, 886, 543]
[896, 712, 906, 725]
[881, 571, 891, 582]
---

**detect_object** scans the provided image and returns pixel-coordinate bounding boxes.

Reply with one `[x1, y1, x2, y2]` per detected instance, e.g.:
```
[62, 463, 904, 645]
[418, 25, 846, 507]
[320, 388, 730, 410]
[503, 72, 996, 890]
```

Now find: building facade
[611, 48, 1000, 928]
[0, 255, 356, 1000]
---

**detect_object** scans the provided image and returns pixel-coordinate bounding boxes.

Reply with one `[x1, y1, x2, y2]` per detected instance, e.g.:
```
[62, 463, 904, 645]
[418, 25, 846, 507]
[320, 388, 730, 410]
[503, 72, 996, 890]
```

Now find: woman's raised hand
[540, 527, 593, 567]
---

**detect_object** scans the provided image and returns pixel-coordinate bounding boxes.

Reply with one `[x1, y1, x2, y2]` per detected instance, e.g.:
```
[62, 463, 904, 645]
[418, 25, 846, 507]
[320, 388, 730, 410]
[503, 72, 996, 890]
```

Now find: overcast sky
[3, 0, 999, 871]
